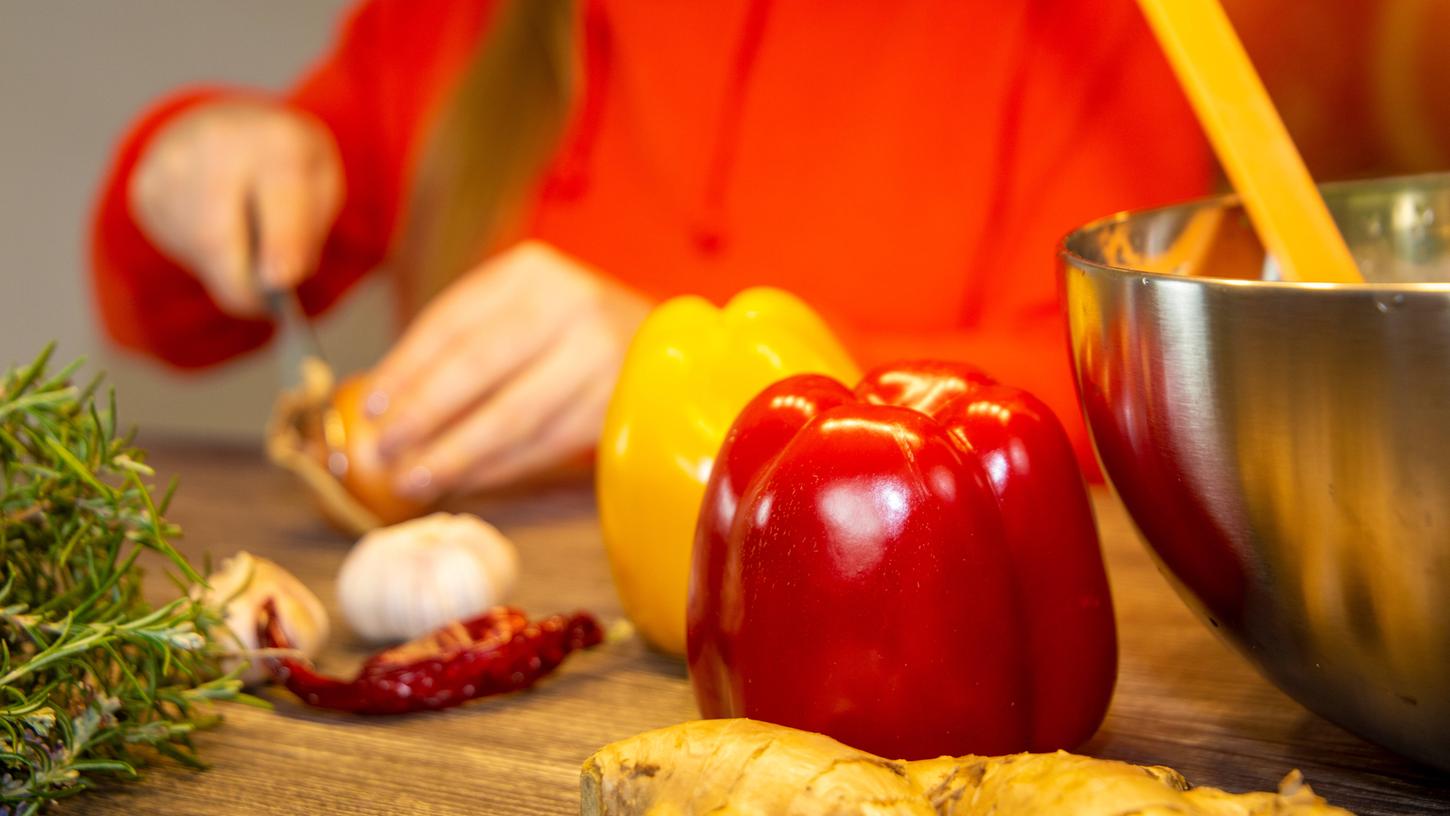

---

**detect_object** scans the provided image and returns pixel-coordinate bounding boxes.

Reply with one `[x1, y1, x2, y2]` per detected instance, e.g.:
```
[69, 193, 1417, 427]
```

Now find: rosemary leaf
[0, 346, 238, 811]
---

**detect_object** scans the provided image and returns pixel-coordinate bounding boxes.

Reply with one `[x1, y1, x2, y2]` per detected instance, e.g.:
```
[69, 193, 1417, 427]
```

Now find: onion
[267, 368, 428, 535]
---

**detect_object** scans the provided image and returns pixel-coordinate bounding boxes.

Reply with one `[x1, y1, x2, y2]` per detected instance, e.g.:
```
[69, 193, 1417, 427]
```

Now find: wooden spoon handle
[1137, 0, 1363, 284]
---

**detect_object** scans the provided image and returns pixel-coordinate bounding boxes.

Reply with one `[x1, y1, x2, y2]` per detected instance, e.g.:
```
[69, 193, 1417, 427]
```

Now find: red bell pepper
[687, 361, 1115, 760]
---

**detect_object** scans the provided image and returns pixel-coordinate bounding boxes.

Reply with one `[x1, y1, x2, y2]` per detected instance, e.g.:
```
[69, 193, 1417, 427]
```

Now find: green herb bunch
[0, 347, 241, 815]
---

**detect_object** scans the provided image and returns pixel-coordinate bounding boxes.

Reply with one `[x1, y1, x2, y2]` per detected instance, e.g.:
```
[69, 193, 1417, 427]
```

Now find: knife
[263, 285, 330, 394]
[245, 195, 331, 392]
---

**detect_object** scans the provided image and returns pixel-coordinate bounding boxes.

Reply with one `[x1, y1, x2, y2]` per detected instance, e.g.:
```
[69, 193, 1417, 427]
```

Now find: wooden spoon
[1136, 0, 1363, 284]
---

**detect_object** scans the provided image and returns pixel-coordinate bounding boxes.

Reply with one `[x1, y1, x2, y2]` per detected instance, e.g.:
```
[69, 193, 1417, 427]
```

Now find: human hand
[366, 241, 653, 500]
[129, 100, 343, 316]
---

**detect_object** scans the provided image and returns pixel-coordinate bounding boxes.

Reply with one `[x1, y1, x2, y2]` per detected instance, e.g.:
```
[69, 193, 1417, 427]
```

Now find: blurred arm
[88, 0, 496, 368]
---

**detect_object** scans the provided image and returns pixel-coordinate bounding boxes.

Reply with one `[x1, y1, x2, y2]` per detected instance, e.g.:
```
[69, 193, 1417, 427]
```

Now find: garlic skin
[204, 552, 330, 684]
[337, 512, 520, 643]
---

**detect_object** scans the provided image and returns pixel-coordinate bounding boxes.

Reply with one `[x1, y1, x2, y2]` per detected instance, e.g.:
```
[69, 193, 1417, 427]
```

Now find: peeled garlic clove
[337, 512, 520, 643]
[204, 552, 330, 685]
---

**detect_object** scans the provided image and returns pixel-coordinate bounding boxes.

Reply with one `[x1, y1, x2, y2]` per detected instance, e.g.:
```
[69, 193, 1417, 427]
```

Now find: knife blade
[246, 195, 331, 392]
[264, 285, 330, 393]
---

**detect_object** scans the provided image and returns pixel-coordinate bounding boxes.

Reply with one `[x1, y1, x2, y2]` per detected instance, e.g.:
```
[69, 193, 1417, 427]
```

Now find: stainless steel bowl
[1063, 173, 1450, 769]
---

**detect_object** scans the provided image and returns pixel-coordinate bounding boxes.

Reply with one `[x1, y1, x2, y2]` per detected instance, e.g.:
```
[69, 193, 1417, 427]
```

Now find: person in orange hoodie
[92, 0, 1212, 502]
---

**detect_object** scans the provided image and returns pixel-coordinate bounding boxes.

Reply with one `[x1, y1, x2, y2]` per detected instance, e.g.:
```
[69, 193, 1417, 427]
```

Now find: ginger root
[580, 719, 1354, 816]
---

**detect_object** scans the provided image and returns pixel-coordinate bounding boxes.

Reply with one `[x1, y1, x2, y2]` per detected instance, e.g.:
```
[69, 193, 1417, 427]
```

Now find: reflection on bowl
[1063, 173, 1450, 770]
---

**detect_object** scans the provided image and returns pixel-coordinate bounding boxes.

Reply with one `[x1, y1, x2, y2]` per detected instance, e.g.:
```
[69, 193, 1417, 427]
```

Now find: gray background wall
[0, 0, 391, 439]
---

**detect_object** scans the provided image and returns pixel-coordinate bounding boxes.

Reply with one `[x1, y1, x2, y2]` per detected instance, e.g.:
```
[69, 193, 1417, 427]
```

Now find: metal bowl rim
[1060, 171, 1450, 294]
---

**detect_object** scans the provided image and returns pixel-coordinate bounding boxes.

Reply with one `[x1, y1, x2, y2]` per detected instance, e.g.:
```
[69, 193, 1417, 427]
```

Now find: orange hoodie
[90, 0, 1212, 473]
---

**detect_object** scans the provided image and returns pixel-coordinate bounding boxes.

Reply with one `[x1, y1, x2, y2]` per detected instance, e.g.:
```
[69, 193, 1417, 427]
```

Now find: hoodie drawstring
[541, 0, 611, 202]
[695, 0, 773, 256]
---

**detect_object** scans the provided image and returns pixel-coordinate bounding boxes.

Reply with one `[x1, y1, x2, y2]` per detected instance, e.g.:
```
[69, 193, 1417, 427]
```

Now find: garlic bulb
[203, 552, 330, 684]
[337, 512, 520, 643]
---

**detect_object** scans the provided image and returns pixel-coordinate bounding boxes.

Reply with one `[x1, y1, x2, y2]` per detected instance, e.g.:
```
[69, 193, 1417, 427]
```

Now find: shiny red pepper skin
[687, 361, 1116, 759]
[259, 602, 604, 715]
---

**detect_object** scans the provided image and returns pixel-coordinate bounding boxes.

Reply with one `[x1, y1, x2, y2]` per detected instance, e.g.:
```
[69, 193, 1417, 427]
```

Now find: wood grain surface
[65, 439, 1448, 815]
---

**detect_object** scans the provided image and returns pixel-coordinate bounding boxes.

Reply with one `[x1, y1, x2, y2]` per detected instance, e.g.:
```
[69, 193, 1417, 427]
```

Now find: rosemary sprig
[0, 346, 240, 815]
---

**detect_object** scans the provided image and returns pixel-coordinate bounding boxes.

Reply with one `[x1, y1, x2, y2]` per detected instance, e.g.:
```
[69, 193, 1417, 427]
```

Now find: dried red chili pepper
[258, 600, 604, 714]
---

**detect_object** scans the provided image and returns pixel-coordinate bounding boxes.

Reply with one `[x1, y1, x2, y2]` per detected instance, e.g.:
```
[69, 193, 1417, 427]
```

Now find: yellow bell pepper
[596, 288, 860, 655]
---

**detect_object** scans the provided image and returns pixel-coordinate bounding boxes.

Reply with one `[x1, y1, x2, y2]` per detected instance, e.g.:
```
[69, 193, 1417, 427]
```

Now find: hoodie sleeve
[88, 0, 496, 369]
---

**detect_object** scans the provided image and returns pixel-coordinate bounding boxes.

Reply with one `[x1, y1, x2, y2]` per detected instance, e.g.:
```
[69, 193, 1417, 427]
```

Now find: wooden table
[75, 440, 1447, 815]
